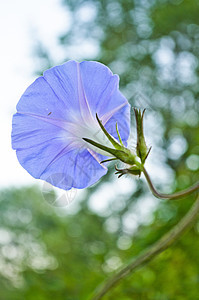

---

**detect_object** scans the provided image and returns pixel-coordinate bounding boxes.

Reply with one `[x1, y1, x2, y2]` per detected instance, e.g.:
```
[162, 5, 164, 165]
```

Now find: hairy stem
[143, 167, 199, 200]
[90, 194, 199, 300]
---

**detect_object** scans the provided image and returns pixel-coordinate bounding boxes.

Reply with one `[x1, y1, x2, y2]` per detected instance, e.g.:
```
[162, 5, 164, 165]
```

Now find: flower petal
[79, 61, 128, 118]
[104, 103, 131, 146]
[43, 60, 86, 122]
[14, 132, 75, 180]
[16, 76, 73, 121]
[12, 60, 131, 190]
[12, 107, 108, 190]
[40, 149, 107, 190]
[12, 113, 67, 150]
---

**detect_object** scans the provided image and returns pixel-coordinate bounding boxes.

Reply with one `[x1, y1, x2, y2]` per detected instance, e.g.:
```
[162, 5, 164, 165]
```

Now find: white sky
[0, 0, 69, 188]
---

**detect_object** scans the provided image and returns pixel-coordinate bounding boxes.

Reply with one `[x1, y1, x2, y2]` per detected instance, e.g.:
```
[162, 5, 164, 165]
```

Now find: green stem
[143, 167, 199, 200]
[90, 194, 199, 300]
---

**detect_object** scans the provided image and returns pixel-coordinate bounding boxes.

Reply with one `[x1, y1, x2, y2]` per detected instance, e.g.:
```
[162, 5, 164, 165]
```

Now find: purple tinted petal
[73, 149, 107, 188]
[13, 112, 107, 189]
[43, 61, 85, 122]
[105, 103, 131, 146]
[12, 113, 67, 150]
[15, 136, 75, 179]
[79, 61, 128, 118]
[76, 63, 94, 123]
[100, 91, 129, 124]
[12, 113, 77, 180]
[40, 148, 107, 190]
[16, 77, 74, 121]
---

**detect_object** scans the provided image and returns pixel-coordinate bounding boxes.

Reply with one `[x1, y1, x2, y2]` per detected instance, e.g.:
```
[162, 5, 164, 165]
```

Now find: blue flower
[12, 61, 130, 190]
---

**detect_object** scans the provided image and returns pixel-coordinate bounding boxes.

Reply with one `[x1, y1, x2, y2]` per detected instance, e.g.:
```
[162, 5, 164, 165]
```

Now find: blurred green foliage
[0, 187, 199, 300]
[5, 0, 199, 299]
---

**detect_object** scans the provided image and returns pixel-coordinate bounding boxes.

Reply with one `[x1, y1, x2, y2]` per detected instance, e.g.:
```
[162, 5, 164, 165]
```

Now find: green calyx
[115, 165, 141, 178]
[83, 111, 150, 177]
[83, 114, 137, 166]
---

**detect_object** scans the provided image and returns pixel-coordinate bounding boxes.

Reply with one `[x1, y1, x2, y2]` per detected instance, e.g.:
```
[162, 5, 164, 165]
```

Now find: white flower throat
[65, 117, 114, 157]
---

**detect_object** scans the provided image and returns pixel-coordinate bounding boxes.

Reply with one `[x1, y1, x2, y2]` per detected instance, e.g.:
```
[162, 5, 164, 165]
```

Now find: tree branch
[143, 167, 199, 200]
[90, 194, 199, 300]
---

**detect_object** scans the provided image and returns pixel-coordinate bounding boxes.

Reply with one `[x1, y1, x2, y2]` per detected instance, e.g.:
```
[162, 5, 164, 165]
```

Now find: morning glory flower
[12, 61, 130, 190]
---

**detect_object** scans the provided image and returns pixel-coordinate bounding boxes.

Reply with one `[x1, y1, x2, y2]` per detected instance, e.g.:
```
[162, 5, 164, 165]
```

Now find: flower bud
[134, 108, 150, 164]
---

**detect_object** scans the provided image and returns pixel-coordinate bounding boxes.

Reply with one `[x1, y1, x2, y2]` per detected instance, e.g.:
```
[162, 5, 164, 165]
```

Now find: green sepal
[83, 138, 119, 156]
[96, 114, 123, 150]
[115, 165, 141, 178]
[100, 158, 118, 164]
[145, 146, 152, 162]
[83, 137, 137, 165]
[116, 122, 124, 146]
[127, 165, 141, 176]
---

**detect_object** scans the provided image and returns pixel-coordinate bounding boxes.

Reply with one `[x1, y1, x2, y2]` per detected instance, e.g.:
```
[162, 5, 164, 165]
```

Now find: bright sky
[0, 0, 69, 188]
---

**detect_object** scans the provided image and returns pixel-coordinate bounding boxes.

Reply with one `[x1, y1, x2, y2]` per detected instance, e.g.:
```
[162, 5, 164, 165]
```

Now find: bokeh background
[1, 0, 199, 299]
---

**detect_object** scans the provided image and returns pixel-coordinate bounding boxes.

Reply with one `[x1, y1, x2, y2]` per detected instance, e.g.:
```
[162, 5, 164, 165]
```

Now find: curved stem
[143, 167, 199, 200]
[90, 194, 199, 300]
